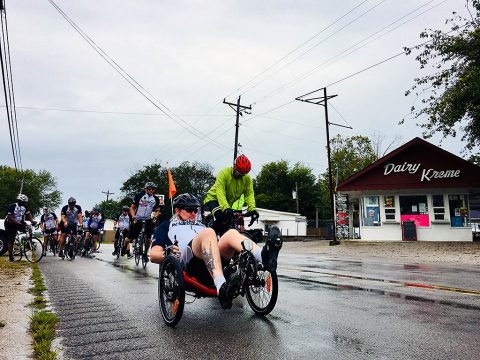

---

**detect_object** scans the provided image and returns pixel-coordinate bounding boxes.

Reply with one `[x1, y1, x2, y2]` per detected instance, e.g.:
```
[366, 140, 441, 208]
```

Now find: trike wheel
[246, 269, 278, 316]
[158, 255, 185, 327]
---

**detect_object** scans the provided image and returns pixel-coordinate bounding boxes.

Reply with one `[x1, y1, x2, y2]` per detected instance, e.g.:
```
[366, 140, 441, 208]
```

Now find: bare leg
[218, 229, 260, 260]
[191, 227, 224, 279]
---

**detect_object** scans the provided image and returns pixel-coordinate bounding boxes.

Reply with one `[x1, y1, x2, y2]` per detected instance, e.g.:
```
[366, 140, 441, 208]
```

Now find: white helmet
[17, 194, 28, 202]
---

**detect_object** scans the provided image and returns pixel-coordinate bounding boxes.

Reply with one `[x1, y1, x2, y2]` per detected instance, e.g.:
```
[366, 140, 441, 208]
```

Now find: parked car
[0, 229, 7, 256]
[472, 221, 480, 241]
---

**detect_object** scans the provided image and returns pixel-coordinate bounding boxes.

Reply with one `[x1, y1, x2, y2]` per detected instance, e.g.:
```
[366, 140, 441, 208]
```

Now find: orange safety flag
[168, 166, 176, 199]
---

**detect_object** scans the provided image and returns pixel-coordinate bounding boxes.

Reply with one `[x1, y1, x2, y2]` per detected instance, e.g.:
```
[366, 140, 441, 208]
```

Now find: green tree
[329, 134, 378, 184]
[254, 161, 317, 218]
[0, 165, 61, 218]
[403, 0, 480, 152]
[317, 135, 378, 221]
[120, 161, 215, 221]
[95, 199, 127, 220]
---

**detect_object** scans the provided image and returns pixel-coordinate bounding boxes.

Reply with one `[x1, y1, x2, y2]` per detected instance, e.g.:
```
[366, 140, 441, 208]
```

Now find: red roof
[337, 137, 480, 191]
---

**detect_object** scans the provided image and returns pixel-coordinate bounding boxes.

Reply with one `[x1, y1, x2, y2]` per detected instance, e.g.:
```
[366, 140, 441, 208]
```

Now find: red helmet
[234, 154, 251, 175]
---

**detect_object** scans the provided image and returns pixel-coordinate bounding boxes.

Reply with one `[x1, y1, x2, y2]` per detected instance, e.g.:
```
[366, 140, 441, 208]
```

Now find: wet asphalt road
[39, 243, 480, 360]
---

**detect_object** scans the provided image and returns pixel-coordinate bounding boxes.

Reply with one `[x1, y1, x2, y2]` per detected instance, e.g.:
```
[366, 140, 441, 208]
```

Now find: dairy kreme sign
[383, 162, 460, 182]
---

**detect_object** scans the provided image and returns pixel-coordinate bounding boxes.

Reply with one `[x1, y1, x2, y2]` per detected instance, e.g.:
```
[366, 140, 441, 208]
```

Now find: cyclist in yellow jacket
[203, 154, 259, 235]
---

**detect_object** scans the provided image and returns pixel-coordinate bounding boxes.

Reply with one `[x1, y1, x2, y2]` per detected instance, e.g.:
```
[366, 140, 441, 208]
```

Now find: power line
[47, 0, 228, 152]
[1, 105, 232, 117]
[239, 0, 387, 97]
[0, 2, 21, 172]
[250, 0, 444, 106]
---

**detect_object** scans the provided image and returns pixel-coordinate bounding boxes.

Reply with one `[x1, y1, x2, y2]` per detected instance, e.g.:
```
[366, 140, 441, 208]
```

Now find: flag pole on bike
[167, 161, 176, 216]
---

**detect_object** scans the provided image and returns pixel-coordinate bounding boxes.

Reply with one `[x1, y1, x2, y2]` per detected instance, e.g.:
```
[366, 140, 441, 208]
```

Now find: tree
[95, 199, 127, 220]
[0, 165, 61, 218]
[120, 161, 215, 221]
[254, 161, 317, 218]
[316, 135, 378, 221]
[329, 134, 378, 184]
[403, 0, 480, 153]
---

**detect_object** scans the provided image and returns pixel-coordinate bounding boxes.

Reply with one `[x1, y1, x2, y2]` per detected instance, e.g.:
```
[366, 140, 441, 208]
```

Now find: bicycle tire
[133, 237, 140, 265]
[65, 236, 75, 261]
[116, 235, 123, 260]
[12, 238, 23, 261]
[141, 234, 148, 269]
[246, 270, 278, 316]
[95, 233, 102, 251]
[24, 237, 44, 263]
[159, 255, 185, 327]
[49, 236, 57, 256]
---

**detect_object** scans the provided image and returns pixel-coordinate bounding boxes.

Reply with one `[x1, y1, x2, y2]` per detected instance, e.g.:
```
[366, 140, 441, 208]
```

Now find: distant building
[246, 208, 307, 236]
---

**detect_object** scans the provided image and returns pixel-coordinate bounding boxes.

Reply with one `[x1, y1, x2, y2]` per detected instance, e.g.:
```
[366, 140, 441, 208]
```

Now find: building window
[400, 195, 430, 227]
[448, 194, 469, 227]
[363, 196, 380, 226]
[384, 195, 396, 221]
[432, 195, 445, 221]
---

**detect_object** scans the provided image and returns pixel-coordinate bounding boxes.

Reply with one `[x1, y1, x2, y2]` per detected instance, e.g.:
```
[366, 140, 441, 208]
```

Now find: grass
[29, 261, 59, 360]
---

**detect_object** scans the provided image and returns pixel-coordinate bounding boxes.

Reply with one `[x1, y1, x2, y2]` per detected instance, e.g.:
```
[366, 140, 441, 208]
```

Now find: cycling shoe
[261, 225, 283, 273]
[218, 273, 241, 310]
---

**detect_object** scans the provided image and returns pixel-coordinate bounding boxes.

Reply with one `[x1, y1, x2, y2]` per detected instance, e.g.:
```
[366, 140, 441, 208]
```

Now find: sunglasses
[146, 188, 155, 191]
[183, 207, 198, 214]
[234, 169, 245, 177]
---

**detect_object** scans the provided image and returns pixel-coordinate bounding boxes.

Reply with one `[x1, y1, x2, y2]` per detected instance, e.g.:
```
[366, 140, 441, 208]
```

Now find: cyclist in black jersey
[40, 207, 59, 256]
[58, 197, 83, 259]
[4, 194, 37, 262]
[113, 206, 133, 257]
[129, 182, 162, 263]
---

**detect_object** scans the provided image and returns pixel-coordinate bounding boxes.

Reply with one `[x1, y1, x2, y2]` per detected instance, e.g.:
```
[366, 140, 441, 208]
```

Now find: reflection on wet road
[39, 244, 480, 360]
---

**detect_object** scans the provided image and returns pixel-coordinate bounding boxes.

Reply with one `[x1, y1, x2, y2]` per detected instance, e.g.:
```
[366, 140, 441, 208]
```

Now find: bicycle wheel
[49, 236, 57, 256]
[95, 233, 102, 251]
[246, 269, 278, 316]
[76, 235, 83, 255]
[12, 238, 23, 261]
[141, 235, 148, 269]
[116, 235, 123, 260]
[134, 238, 140, 266]
[65, 236, 75, 261]
[158, 255, 185, 327]
[24, 237, 44, 263]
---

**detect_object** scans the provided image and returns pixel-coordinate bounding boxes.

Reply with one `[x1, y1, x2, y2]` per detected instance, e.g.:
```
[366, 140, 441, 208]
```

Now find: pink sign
[401, 214, 430, 227]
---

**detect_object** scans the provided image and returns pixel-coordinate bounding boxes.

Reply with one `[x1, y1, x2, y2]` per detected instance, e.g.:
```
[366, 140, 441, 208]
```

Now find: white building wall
[245, 208, 307, 236]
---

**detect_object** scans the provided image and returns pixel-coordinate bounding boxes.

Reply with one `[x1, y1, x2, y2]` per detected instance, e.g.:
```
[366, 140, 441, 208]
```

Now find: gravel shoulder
[282, 240, 480, 266]
[0, 261, 33, 360]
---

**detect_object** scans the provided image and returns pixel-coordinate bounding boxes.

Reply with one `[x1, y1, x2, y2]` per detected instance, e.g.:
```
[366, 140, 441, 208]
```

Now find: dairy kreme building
[336, 138, 480, 241]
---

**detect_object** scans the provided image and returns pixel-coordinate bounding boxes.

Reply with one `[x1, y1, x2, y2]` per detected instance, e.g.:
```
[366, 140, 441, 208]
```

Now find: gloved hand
[245, 210, 259, 220]
[223, 208, 234, 221]
[245, 210, 259, 226]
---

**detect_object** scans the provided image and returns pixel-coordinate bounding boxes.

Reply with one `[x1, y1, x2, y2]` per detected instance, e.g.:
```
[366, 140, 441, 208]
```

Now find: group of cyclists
[4, 154, 283, 310]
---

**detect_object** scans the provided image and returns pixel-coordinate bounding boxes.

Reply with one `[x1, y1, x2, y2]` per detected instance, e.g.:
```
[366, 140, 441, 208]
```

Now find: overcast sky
[1, 0, 475, 213]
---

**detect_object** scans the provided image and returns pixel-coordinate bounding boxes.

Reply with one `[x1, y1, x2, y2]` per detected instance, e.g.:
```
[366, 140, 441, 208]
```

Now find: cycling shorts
[184, 240, 229, 287]
[114, 228, 129, 240]
[59, 222, 77, 234]
[3, 221, 26, 243]
[43, 228, 57, 235]
[87, 228, 102, 235]
[129, 219, 154, 239]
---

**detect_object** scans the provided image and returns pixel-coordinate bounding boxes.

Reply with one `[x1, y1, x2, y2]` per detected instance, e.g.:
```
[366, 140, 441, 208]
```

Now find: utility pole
[296, 87, 352, 246]
[102, 190, 114, 202]
[223, 96, 252, 162]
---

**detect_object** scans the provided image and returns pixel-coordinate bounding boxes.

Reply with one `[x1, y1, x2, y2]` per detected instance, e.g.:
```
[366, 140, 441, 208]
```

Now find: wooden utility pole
[223, 96, 252, 162]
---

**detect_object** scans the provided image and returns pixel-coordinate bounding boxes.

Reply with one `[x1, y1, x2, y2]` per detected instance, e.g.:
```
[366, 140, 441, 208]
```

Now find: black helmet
[172, 193, 200, 210]
[68, 197, 76, 204]
[122, 205, 130, 212]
